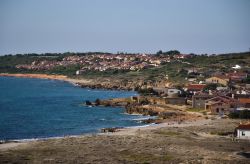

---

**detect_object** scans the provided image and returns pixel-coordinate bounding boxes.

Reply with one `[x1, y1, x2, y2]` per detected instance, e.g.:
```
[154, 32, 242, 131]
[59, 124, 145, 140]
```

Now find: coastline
[0, 73, 205, 142]
[0, 73, 145, 143]
[1, 118, 250, 163]
[2, 73, 249, 163]
[0, 118, 210, 150]
[0, 73, 93, 86]
[0, 113, 206, 147]
[0, 82, 249, 163]
[0, 73, 138, 90]
[101, 118, 212, 136]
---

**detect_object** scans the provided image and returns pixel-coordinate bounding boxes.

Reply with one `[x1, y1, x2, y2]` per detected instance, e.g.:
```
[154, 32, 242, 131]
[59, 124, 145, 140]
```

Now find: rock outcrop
[125, 104, 159, 116]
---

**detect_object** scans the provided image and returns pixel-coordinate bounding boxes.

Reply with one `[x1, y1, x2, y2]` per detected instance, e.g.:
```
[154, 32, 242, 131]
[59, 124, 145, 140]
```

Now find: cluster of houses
[152, 71, 250, 116]
[190, 72, 249, 115]
[16, 53, 192, 72]
[151, 71, 250, 139]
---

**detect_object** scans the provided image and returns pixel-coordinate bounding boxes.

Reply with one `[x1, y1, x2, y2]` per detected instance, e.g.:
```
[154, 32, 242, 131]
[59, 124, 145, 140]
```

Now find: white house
[152, 87, 181, 97]
[232, 64, 241, 69]
[236, 124, 250, 139]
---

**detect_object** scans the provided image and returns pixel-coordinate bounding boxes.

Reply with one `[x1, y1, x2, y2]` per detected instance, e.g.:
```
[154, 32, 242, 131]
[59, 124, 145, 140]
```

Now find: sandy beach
[0, 73, 93, 85]
[0, 119, 209, 149]
[1, 118, 250, 163]
[0, 118, 219, 151]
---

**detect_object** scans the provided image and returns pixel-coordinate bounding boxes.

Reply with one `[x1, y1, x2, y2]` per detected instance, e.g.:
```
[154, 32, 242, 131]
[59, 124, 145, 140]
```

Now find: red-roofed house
[187, 84, 206, 94]
[237, 98, 250, 110]
[239, 98, 250, 107]
[205, 96, 238, 115]
[235, 123, 250, 139]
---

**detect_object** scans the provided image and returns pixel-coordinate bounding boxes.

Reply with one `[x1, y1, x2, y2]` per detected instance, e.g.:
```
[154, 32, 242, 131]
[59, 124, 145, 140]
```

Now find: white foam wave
[132, 116, 157, 121]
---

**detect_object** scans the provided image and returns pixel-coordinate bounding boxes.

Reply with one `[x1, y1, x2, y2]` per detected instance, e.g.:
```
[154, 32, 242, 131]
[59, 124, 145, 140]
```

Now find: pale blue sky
[0, 0, 250, 55]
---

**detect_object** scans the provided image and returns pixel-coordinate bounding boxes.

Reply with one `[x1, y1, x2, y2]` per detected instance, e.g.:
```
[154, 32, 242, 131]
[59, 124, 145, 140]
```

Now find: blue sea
[0, 77, 149, 141]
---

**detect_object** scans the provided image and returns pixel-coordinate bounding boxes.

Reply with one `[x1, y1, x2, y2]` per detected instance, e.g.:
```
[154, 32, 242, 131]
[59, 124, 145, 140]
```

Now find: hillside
[1, 52, 250, 87]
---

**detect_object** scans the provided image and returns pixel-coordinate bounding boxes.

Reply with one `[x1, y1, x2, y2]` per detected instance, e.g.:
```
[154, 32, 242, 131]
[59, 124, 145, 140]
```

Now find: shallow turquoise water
[0, 77, 146, 141]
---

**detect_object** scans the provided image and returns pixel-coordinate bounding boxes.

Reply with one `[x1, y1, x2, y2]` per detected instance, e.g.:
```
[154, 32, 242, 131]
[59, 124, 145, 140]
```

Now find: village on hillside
[13, 53, 250, 113]
[5, 52, 250, 139]
[15, 52, 191, 72]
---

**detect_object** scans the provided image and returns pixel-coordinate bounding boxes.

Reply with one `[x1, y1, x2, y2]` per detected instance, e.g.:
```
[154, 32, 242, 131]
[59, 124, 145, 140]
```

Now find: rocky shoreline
[86, 96, 204, 126]
[0, 73, 205, 128]
[78, 82, 134, 91]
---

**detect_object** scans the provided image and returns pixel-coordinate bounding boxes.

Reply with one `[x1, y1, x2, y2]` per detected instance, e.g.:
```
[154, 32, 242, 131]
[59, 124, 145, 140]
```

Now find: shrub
[228, 112, 239, 119]
[136, 88, 158, 96]
[229, 110, 250, 119]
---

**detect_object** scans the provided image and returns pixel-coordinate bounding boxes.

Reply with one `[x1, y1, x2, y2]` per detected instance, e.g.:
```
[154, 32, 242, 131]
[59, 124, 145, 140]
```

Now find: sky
[0, 0, 250, 55]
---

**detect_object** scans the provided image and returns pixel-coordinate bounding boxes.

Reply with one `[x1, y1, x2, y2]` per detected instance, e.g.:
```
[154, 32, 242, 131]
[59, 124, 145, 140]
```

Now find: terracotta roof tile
[187, 84, 206, 91]
[237, 124, 250, 130]
[239, 98, 250, 104]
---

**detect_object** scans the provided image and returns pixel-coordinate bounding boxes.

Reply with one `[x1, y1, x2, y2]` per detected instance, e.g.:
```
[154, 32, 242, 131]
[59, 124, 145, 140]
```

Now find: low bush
[228, 110, 250, 119]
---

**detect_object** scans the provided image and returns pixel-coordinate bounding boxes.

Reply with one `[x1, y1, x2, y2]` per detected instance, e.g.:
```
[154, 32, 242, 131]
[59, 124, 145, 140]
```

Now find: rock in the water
[85, 100, 92, 106]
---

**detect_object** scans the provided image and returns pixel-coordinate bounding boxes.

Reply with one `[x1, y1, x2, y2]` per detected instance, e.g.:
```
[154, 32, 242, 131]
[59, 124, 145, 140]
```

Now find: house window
[221, 108, 224, 111]
[242, 131, 245, 136]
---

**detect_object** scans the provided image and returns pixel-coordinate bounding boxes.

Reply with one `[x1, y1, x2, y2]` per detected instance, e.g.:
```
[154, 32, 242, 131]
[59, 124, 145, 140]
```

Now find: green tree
[239, 110, 250, 119]
[156, 50, 163, 55]
[243, 77, 250, 83]
[164, 50, 180, 55]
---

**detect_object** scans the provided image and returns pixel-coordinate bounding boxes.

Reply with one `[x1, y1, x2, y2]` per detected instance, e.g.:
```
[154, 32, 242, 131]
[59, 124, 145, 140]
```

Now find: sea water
[0, 77, 148, 141]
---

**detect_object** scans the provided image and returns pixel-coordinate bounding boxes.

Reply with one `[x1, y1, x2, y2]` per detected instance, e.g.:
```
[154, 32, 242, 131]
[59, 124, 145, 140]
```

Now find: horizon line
[1, 50, 250, 57]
